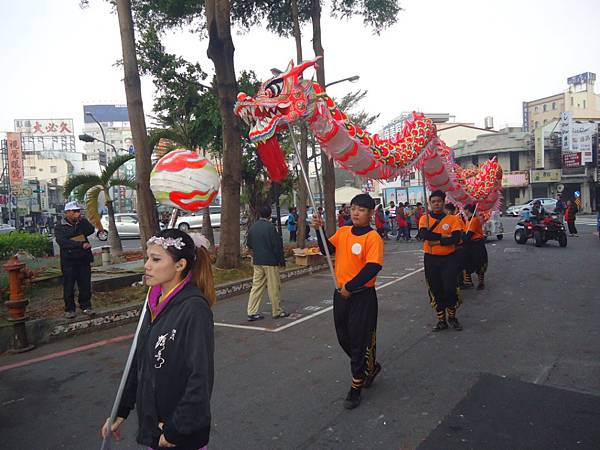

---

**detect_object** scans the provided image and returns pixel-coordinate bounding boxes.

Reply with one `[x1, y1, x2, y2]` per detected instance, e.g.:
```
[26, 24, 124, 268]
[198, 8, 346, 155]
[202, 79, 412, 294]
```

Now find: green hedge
[0, 232, 54, 259]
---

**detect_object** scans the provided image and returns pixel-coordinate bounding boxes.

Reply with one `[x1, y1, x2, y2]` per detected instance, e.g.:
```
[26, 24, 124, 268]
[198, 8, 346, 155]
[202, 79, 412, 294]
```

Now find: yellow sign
[529, 169, 561, 183]
[534, 127, 544, 169]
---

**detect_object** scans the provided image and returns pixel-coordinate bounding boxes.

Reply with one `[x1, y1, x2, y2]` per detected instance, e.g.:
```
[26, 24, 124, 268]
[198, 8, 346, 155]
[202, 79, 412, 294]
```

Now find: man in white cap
[54, 201, 96, 318]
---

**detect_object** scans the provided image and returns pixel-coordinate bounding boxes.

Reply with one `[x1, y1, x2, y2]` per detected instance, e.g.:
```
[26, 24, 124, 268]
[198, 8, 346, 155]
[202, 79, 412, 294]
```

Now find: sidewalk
[0, 259, 329, 354]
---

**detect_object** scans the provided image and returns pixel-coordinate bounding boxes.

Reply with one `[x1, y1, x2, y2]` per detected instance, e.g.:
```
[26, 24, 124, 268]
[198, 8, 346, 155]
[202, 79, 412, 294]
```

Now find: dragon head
[234, 59, 320, 181]
[235, 58, 319, 142]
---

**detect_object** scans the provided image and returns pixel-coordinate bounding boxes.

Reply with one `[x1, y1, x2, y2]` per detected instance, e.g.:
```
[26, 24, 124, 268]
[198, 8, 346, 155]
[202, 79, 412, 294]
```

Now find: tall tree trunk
[291, 0, 309, 248]
[200, 150, 215, 247]
[115, 0, 159, 253]
[311, 0, 336, 237]
[105, 196, 123, 256]
[201, 207, 215, 247]
[206, 0, 241, 268]
[311, 136, 323, 207]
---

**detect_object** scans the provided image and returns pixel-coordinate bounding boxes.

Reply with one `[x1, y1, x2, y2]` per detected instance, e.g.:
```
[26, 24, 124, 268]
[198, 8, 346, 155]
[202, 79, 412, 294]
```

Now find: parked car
[175, 205, 221, 231]
[505, 198, 557, 217]
[0, 224, 16, 234]
[100, 213, 144, 238]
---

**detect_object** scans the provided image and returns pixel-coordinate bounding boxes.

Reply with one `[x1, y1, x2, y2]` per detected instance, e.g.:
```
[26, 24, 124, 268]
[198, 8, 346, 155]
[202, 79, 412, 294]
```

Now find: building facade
[523, 72, 600, 132]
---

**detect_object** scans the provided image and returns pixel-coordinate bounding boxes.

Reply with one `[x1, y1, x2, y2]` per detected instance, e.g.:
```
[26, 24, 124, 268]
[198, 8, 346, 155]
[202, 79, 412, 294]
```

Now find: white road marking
[219, 267, 426, 333]
[215, 322, 270, 332]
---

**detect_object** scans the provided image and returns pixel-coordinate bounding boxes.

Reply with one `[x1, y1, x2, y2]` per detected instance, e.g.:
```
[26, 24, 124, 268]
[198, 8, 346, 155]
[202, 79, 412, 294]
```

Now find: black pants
[62, 260, 92, 312]
[333, 287, 378, 383]
[424, 252, 460, 312]
[567, 221, 577, 234]
[289, 229, 297, 241]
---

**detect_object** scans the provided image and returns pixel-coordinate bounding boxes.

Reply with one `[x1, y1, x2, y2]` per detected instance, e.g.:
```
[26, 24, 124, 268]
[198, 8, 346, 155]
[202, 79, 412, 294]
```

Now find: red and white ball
[150, 150, 220, 212]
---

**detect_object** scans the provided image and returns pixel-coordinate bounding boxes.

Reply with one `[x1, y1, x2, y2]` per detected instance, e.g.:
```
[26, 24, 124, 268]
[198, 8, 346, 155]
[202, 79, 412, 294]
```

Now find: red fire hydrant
[3, 256, 34, 352]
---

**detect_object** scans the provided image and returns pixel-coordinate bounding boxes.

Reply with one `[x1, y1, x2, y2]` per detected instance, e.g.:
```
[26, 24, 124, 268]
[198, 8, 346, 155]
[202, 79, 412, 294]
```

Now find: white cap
[64, 201, 83, 211]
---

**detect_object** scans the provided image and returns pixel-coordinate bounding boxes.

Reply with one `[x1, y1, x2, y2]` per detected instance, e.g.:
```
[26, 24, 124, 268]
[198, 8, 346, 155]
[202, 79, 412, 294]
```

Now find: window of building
[571, 97, 574, 106]
[552, 102, 556, 110]
[510, 152, 520, 171]
[583, 100, 586, 109]
[50, 166, 57, 173]
[543, 119, 548, 125]
[535, 121, 539, 128]
[471, 155, 479, 166]
[543, 104, 547, 112]
[534, 106, 539, 112]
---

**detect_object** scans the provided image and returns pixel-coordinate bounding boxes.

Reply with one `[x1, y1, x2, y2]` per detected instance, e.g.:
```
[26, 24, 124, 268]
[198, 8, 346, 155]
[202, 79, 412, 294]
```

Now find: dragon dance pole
[288, 128, 338, 290]
[101, 208, 179, 449]
[101, 303, 149, 450]
[421, 167, 431, 253]
[464, 202, 479, 235]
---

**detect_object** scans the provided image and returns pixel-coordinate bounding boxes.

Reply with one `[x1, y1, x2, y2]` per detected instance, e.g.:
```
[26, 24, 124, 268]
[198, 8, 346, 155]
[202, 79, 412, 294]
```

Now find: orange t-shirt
[466, 216, 484, 240]
[329, 227, 384, 288]
[418, 213, 463, 256]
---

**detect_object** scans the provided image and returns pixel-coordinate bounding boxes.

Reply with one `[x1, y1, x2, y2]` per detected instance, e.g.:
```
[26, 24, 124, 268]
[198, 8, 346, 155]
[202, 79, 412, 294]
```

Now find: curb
[0, 263, 328, 353]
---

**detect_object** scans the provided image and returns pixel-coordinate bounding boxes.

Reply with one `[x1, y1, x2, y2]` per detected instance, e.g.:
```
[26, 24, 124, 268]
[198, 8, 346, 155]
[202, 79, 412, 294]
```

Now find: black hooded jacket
[117, 283, 214, 449]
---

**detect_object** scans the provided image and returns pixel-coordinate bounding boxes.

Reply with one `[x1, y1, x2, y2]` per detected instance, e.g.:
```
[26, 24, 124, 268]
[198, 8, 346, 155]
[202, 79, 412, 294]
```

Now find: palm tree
[64, 154, 136, 256]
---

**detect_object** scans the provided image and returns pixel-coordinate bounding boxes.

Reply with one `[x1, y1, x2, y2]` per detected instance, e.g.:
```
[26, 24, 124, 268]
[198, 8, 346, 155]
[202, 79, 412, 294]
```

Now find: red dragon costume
[234, 59, 502, 212]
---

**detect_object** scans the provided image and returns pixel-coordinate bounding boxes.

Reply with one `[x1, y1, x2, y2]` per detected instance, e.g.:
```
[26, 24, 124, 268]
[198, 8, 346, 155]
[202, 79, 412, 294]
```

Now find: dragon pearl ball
[150, 149, 220, 212]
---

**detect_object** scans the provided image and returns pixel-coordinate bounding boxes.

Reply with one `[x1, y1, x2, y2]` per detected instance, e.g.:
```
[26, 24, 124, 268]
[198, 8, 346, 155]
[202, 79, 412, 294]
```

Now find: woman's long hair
[152, 228, 216, 307]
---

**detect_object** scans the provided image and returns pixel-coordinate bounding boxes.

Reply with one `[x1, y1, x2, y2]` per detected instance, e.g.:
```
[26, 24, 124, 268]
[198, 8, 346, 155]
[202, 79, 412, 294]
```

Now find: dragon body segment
[235, 59, 502, 212]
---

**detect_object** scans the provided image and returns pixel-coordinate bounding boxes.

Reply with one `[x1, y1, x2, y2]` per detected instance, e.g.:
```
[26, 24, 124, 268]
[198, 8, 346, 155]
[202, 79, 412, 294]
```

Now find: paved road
[2, 218, 600, 449]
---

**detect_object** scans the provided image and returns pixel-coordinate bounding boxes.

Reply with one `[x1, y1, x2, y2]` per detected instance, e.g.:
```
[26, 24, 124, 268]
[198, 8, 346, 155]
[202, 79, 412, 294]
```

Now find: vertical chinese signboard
[534, 127, 544, 169]
[6, 132, 24, 185]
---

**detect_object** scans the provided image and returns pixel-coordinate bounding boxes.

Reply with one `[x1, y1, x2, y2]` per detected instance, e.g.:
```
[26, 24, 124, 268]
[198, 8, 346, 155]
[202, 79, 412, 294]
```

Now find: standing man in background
[554, 194, 566, 223]
[54, 201, 96, 319]
[246, 205, 290, 321]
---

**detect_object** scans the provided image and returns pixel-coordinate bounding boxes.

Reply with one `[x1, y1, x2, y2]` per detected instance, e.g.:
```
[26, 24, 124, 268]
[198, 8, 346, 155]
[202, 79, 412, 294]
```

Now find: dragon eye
[266, 79, 283, 97]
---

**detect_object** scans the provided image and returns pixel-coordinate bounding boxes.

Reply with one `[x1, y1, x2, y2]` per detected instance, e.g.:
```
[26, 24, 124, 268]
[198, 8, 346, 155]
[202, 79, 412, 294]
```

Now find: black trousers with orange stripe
[333, 287, 378, 385]
[424, 252, 460, 313]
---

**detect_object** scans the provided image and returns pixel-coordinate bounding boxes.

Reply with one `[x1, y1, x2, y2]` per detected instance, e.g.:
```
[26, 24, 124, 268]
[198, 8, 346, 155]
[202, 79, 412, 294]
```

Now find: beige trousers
[247, 265, 282, 316]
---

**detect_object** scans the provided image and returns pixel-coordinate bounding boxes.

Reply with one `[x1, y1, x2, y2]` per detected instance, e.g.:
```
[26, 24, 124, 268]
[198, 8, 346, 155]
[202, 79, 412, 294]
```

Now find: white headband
[147, 234, 210, 250]
[147, 236, 185, 250]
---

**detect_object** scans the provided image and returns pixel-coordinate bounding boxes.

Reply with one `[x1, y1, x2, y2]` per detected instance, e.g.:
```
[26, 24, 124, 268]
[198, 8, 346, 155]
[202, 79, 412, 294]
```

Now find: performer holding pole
[462, 203, 488, 290]
[101, 230, 216, 450]
[100, 151, 220, 449]
[419, 190, 464, 332]
[313, 193, 384, 410]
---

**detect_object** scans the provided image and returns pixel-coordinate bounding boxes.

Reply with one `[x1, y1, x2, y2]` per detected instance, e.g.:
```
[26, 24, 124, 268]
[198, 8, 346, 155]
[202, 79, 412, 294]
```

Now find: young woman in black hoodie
[101, 229, 215, 449]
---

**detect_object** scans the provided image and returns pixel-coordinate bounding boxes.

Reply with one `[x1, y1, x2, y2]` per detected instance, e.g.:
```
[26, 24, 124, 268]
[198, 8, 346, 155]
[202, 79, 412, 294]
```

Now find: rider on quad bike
[515, 207, 567, 248]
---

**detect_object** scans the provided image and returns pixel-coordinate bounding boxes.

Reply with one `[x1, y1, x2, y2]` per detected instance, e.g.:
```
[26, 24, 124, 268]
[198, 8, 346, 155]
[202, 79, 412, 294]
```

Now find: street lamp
[78, 133, 119, 155]
[325, 75, 360, 88]
[85, 111, 107, 161]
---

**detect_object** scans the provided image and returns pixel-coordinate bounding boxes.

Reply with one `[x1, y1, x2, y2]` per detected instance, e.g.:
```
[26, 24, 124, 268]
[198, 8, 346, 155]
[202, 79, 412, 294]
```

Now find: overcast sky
[2, 0, 599, 151]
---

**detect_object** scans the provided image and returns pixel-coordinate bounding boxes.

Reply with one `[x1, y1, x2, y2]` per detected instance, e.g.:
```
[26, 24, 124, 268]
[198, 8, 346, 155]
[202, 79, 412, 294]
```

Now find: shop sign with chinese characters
[6, 132, 24, 185]
[502, 171, 529, 187]
[14, 119, 74, 136]
[530, 169, 562, 183]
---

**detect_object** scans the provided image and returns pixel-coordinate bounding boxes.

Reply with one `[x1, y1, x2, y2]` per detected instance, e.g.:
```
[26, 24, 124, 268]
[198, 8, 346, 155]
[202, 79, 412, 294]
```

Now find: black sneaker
[247, 314, 265, 322]
[273, 311, 290, 319]
[64, 311, 76, 319]
[364, 362, 381, 389]
[343, 388, 361, 410]
[432, 320, 448, 332]
[448, 317, 463, 331]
